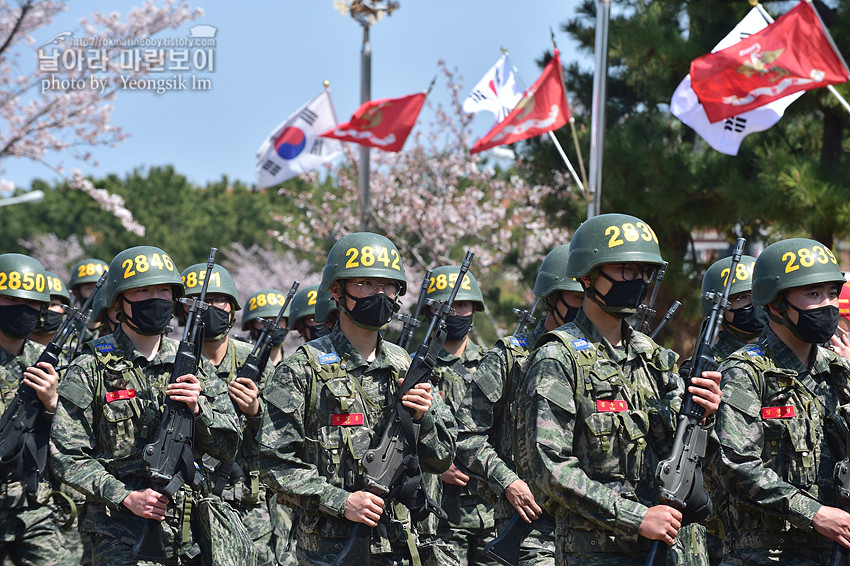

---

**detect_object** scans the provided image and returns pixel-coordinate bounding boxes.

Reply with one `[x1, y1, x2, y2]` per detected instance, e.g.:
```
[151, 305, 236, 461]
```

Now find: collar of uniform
[760, 325, 811, 376]
[572, 309, 627, 363]
[714, 329, 747, 361]
[111, 325, 178, 368]
[328, 323, 371, 371]
[0, 339, 41, 369]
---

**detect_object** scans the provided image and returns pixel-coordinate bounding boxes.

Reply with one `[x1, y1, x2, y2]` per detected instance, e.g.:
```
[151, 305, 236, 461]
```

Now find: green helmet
[533, 245, 584, 297]
[314, 288, 339, 324]
[421, 265, 485, 314]
[288, 284, 321, 329]
[181, 263, 241, 310]
[319, 232, 407, 295]
[90, 282, 111, 323]
[0, 253, 49, 303]
[752, 238, 844, 306]
[69, 258, 109, 290]
[105, 246, 183, 307]
[700, 255, 757, 317]
[241, 289, 290, 331]
[45, 270, 72, 305]
[566, 213, 664, 278]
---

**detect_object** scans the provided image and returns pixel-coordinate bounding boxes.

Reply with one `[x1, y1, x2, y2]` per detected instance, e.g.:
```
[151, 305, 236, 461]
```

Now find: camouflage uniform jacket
[516, 310, 687, 549]
[204, 338, 273, 507]
[421, 341, 490, 533]
[50, 326, 241, 512]
[716, 326, 850, 551]
[0, 340, 52, 508]
[257, 324, 457, 554]
[454, 322, 545, 521]
[713, 328, 749, 362]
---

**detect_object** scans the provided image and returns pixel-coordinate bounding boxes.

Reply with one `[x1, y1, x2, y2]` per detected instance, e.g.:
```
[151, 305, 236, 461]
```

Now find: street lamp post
[335, 0, 398, 232]
[587, 0, 611, 219]
[0, 190, 44, 207]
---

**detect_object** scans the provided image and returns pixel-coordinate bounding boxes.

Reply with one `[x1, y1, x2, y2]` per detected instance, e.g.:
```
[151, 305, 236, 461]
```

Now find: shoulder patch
[746, 345, 764, 357]
[509, 336, 528, 347]
[95, 342, 114, 353]
[318, 352, 339, 365]
[571, 339, 590, 351]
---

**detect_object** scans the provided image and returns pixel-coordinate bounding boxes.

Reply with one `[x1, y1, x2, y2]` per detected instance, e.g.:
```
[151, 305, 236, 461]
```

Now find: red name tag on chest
[762, 406, 795, 419]
[105, 389, 136, 403]
[596, 400, 627, 412]
[332, 413, 364, 426]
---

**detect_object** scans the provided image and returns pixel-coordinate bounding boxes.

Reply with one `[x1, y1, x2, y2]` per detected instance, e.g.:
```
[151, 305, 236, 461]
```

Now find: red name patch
[596, 400, 627, 412]
[762, 406, 795, 419]
[105, 389, 136, 403]
[332, 413, 364, 426]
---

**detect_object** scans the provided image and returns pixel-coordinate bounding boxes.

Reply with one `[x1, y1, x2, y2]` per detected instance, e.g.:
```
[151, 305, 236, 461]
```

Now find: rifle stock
[483, 512, 536, 566]
[131, 248, 217, 561]
[0, 270, 108, 493]
[332, 252, 474, 566]
[646, 238, 746, 566]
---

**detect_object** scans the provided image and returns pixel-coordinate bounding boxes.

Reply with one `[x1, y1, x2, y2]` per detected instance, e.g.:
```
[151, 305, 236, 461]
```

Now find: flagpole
[359, 23, 372, 232]
[588, 0, 611, 219]
[550, 28, 589, 191]
[547, 131, 588, 198]
[752, 0, 850, 117]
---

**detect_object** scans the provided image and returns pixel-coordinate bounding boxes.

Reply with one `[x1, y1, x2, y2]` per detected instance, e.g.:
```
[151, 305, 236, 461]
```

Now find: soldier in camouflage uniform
[0, 254, 71, 566]
[243, 289, 291, 368]
[67, 258, 109, 345]
[314, 288, 340, 330]
[50, 245, 241, 565]
[516, 213, 722, 566]
[179, 262, 286, 565]
[30, 271, 71, 353]
[454, 244, 585, 566]
[715, 238, 850, 565]
[412, 265, 487, 566]
[258, 232, 457, 566]
[289, 284, 333, 343]
[698, 255, 763, 565]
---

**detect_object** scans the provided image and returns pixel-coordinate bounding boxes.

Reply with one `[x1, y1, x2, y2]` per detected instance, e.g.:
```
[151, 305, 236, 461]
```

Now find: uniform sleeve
[194, 360, 241, 461]
[455, 344, 519, 494]
[49, 358, 134, 508]
[517, 345, 649, 534]
[415, 386, 456, 475]
[716, 361, 822, 530]
[257, 356, 351, 518]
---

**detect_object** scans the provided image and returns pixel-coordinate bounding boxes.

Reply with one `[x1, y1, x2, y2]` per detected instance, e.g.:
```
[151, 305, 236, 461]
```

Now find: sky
[2, 0, 588, 191]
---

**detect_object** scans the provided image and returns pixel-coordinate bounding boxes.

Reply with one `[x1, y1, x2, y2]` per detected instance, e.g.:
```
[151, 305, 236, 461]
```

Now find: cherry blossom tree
[0, 0, 202, 235]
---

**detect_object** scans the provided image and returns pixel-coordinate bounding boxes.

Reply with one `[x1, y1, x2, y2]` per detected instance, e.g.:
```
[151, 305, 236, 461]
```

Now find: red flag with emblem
[320, 92, 426, 152]
[469, 50, 570, 155]
[690, 1, 849, 123]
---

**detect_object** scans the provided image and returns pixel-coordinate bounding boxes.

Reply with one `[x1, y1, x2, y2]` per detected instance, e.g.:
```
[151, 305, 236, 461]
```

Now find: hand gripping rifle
[131, 248, 217, 561]
[645, 238, 745, 566]
[209, 281, 299, 497]
[396, 269, 431, 352]
[832, 437, 850, 566]
[332, 251, 474, 566]
[0, 271, 108, 493]
[637, 261, 668, 333]
[513, 296, 541, 335]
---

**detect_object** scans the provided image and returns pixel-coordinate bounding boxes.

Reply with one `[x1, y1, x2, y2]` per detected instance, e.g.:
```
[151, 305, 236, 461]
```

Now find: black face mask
[728, 305, 766, 336]
[304, 322, 331, 341]
[444, 315, 473, 341]
[0, 304, 42, 339]
[121, 297, 174, 336]
[553, 294, 580, 325]
[786, 302, 840, 344]
[34, 310, 64, 334]
[344, 291, 396, 331]
[201, 305, 232, 341]
[595, 271, 649, 318]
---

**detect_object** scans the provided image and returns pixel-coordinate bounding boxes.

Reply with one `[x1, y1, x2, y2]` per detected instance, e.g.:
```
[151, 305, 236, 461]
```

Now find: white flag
[462, 54, 524, 124]
[670, 7, 803, 156]
[256, 89, 343, 189]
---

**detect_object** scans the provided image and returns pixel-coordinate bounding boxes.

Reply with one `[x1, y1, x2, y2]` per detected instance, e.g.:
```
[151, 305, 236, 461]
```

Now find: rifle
[832, 439, 850, 565]
[332, 251, 474, 566]
[512, 296, 541, 335]
[131, 248, 217, 561]
[484, 511, 537, 566]
[396, 269, 431, 351]
[649, 300, 682, 340]
[209, 281, 299, 497]
[0, 271, 108, 493]
[637, 261, 668, 333]
[646, 239, 745, 566]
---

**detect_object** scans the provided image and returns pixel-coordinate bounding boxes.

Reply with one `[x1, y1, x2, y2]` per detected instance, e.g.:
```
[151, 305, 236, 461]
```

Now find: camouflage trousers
[417, 534, 461, 566]
[436, 524, 500, 566]
[720, 547, 833, 566]
[268, 493, 298, 565]
[233, 501, 275, 566]
[492, 512, 556, 566]
[0, 502, 73, 566]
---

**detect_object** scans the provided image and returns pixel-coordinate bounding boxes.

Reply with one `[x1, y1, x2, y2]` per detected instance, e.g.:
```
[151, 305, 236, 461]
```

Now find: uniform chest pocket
[763, 413, 817, 488]
[583, 408, 648, 482]
[100, 398, 139, 461]
[316, 423, 373, 491]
